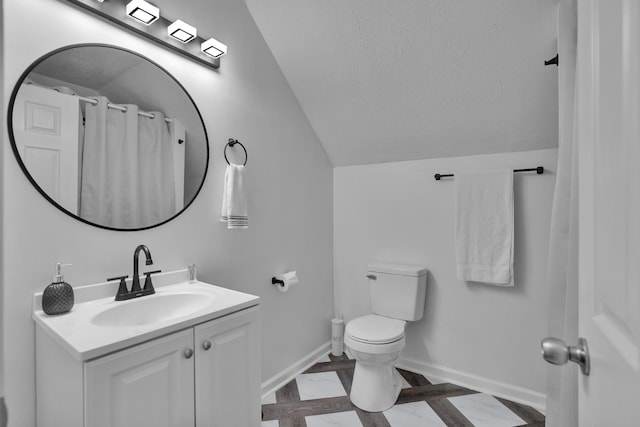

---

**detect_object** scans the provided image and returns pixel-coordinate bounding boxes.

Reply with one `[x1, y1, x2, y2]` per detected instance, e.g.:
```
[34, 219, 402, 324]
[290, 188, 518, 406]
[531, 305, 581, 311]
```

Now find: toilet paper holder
[271, 271, 299, 293]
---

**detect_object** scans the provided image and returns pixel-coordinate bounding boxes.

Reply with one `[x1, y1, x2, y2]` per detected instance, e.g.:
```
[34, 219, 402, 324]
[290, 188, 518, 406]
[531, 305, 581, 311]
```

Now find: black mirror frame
[7, 43, 210, 232]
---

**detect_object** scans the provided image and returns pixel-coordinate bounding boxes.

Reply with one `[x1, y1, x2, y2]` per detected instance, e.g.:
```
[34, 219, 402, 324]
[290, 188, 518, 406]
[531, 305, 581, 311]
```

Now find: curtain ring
[224, 138, 247, 166]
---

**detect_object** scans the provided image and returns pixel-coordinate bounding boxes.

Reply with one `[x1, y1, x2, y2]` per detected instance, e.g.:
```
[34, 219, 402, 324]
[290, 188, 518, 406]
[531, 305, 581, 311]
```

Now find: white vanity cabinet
[85, 328, 196, 427]
[194, 307, 261, 426]
[36, 305, 260, 427]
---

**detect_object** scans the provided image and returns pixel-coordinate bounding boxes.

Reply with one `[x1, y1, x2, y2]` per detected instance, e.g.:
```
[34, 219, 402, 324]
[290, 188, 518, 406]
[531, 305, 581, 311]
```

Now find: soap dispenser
[42, 263, 74, 315]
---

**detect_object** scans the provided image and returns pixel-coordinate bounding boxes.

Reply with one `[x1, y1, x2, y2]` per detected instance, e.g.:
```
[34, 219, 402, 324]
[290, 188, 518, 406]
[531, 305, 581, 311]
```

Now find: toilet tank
[367, 263, 428, 321]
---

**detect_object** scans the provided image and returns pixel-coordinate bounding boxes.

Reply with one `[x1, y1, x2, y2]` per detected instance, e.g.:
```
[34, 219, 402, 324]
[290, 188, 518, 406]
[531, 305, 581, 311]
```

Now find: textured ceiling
[243, 0, 560, 166]
[32, 47, 140, 90]
[153, 0, 560, 166]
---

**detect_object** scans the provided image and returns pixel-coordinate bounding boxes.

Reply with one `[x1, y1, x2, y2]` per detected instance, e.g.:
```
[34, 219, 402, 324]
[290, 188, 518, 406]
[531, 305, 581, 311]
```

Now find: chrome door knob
[541, 337, 570, 365]
[541, 337, 590, 376]
[202, 340, 212, 351]
[184, 348, 194, 359]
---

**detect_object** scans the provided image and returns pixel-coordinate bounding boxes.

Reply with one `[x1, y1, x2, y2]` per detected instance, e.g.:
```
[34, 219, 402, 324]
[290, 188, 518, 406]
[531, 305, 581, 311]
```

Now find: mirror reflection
[9, 44, 209, 230]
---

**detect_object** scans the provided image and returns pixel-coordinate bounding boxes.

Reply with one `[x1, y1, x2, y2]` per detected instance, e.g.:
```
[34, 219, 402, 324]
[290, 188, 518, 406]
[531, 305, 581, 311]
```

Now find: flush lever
[365, 274, 377, 280]
[541, 337, 590, 376]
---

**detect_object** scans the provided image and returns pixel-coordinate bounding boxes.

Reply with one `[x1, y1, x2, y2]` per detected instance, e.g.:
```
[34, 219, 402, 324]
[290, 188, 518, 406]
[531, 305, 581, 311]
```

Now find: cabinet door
[194, 306, 261, 427]
[85, 329, 195, 427]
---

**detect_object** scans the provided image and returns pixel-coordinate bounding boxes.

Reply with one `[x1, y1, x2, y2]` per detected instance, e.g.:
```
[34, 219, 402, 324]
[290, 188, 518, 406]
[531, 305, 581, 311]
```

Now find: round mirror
[8, 44, 209, 231]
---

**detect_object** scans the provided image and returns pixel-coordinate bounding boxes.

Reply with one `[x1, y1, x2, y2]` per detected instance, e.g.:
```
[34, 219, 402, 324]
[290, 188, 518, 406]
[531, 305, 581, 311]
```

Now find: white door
[577, 0, 640, 424]
[12, 84, 81, 214]
[194, 307, 261, 427]
[85, 329, 196, 427]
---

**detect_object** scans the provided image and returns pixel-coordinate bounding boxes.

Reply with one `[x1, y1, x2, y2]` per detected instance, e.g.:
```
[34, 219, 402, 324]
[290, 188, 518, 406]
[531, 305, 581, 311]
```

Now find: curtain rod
[434, 166, 544, 181]
[77, 95, 172, 123]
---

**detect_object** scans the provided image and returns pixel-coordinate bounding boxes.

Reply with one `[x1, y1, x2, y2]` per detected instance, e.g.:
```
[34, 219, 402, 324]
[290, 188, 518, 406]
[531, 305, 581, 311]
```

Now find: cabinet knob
[184, 348, 194, 359]
[202, 340, 212, 351]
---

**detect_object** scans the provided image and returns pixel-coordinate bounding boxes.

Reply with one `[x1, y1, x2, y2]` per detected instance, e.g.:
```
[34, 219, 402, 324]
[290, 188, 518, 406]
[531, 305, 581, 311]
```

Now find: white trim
[261, 341, 331, 399]
[396, 356, 547, 413]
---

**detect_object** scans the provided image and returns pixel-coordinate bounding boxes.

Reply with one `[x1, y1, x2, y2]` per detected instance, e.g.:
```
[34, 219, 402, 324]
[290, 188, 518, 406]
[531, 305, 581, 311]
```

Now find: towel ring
[224, 138, 248, 166]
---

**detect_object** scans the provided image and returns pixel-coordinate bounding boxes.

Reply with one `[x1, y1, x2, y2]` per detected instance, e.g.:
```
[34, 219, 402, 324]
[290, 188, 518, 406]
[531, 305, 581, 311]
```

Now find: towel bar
[434, 166, 544, 181]
[545, 54, 559, 66]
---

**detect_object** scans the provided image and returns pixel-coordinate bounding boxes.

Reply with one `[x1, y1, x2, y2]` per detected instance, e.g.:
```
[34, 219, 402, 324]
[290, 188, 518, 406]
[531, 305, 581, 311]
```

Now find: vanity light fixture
[61, 0, 223, 69]
[168, 19, 197, 43]
[126, 0, 160, 25]
[201, 37, 228, 58]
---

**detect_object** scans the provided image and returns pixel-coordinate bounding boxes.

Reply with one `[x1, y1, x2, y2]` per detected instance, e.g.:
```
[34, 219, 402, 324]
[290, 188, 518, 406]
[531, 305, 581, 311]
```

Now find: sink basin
[91, 292, 215, 327]
[33, 269, 260, 361]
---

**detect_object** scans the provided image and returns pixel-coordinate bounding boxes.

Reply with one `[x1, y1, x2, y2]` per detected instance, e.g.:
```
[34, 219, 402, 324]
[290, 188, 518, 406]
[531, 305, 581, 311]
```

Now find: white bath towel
[220, 164, 248, 229]
[454, 169, 514, 285]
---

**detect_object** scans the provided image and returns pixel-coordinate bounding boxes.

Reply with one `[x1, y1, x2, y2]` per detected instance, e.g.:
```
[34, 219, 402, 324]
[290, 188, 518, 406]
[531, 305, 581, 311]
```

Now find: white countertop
[33, 269, 260, 361]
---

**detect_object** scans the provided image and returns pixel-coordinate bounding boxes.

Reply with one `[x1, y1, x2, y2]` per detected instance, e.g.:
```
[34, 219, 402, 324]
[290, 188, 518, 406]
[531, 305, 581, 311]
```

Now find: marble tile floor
[261, 353, 545, 427]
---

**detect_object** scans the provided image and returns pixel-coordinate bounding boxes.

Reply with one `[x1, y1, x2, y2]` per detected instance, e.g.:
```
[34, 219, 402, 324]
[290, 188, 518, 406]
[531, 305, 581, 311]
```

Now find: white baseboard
[396, 356, 547, 414]
[261, 341, 331, 399]
[260, 346, 546, 414]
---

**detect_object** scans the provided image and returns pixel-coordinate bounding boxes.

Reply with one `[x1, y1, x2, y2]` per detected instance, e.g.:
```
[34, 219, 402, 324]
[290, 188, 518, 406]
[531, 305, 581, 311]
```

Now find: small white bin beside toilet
[331, 318, 344, 356]
[344, 262, 427, 412]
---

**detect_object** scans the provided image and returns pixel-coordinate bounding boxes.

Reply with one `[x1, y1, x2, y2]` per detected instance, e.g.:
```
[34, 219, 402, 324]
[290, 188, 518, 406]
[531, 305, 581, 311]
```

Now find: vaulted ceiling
[158, 0, 560, 166]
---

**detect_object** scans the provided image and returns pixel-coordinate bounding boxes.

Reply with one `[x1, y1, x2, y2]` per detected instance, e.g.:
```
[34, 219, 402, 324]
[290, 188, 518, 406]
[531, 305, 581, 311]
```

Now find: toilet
[344, 262, 427, 412]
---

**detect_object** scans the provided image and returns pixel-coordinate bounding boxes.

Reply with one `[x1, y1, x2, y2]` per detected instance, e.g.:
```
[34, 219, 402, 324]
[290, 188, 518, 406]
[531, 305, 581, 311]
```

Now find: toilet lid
[345, 314, 405, 344]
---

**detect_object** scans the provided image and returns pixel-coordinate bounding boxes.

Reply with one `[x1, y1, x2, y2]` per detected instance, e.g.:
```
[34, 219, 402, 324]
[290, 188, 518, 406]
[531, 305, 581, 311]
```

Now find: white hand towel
[220, 164, 248, 229]
[454, 170, 514, 285]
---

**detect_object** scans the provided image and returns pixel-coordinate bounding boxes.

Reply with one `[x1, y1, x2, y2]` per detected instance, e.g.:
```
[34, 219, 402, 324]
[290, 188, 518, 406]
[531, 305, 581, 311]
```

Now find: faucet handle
[107, 275, 129, 300]
[142, 270, 161, 292]
[142, 270, 161, 276]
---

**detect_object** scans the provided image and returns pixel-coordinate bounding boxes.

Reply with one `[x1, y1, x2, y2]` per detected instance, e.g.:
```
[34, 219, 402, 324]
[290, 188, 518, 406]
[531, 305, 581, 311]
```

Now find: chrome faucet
[132, 244, 153, 292]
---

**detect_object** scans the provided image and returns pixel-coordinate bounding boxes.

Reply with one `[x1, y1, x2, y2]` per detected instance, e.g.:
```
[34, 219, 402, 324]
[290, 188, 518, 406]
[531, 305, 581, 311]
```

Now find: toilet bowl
[344, 314, 406, 412]
[344, 263, 427, 412]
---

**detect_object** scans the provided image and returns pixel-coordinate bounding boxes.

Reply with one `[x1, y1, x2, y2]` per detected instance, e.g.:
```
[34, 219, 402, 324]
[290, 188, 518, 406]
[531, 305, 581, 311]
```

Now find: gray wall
[0, 0, 6, 423]
[2, 0, 333, 425]
[334, 149, 557, 410]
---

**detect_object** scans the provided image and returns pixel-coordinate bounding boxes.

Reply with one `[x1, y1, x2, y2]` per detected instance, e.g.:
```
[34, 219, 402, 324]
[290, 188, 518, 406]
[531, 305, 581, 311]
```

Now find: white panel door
[12, 84, 81, 213]
[577, 0, 640, 424]
[194, 307, 261, 427]
[85, 329, 195, 427]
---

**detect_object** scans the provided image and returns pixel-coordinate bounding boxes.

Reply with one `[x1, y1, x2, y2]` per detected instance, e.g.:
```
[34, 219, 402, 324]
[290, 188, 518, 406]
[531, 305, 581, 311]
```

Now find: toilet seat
[345, 315, 406, 355]
[345, 314, 406, 344]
